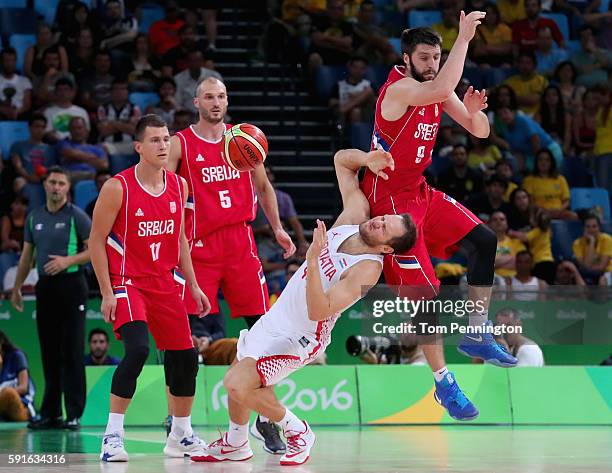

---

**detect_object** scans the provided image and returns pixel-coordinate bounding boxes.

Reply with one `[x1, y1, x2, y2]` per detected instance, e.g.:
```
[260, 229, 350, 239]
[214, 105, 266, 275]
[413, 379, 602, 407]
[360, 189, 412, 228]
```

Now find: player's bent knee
[461, 224, 497, 286]
[110, 344, 149, 398]
[165, 348, 198, 397]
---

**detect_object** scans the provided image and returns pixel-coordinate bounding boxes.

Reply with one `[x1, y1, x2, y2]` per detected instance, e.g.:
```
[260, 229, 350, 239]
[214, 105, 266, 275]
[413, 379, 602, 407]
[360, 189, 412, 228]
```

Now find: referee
[10, 166, 91, 431]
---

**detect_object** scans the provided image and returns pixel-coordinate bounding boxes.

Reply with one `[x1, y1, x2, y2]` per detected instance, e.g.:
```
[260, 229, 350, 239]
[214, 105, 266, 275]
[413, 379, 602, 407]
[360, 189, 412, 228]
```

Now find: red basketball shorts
[368, 182, 481, 299]
[111, 270, 194, 351]
[183, 222, 269, 318]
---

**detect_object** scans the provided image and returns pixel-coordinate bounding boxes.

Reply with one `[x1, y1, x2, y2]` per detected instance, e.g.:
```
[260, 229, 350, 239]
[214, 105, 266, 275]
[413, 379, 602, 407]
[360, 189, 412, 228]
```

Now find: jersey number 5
[150, 242, 161, 261]
[416, 145, 425, 164]
[219, 190, 232, 209]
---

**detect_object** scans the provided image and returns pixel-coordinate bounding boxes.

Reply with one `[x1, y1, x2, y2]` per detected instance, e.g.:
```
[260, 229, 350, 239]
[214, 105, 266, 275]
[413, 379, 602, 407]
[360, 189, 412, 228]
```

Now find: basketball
[223, 123, 268, 172]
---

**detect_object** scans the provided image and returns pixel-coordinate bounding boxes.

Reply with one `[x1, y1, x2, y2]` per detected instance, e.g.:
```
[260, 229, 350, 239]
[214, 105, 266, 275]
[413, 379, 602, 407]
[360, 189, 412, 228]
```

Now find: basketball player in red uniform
[167, 77, 295, 453]
[90, 115, 211, 462]
[359, 12, 517, 421]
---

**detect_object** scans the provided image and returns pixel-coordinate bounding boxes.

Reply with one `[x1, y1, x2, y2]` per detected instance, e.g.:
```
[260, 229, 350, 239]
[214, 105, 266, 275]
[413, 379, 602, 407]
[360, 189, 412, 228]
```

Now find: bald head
[193, 77, 227, 124]
[195, 76, 225, 98]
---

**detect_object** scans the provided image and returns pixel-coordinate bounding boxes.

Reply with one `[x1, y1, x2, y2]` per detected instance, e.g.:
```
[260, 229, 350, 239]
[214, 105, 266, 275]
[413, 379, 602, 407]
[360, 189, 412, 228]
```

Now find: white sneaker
[280, 421, 315, 466]
[163, 432, 207, 458]
[190, 432, 253, 462]
[100, 432, 128, 462]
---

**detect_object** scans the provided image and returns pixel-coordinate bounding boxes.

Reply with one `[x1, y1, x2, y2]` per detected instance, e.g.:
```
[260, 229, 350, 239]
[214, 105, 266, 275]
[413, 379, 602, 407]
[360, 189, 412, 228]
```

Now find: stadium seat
[366, 64, 390, 91]
[109, 154, 139, 175]
[562, 157, 594, 188]
[23, 183, 45, 209]
[349, 122, 373, 152]
[34, 0, 60, 24]
[408, 10, 441, 28]
[0, 121, 29, 158]
[463, 67, 484, 90]
[0, 8, 37, 35]
[8, 33, 36, 73]
[0, 0, 26, 7]
[599, 0, 610, 11]
[129, 92, 160, 112]
[314, 65, 345, 102]
[566, 40, 581, 54]
[74, 180, 98, 210]
[542, 13, 570, 42]
[138, 4, 165, 33]
[427, 154, 451, 177]
[601, 220, 612, 234]
[389, 38, 401, 55]
[551, 219, 583, 261]
[570, 188, 611, 220]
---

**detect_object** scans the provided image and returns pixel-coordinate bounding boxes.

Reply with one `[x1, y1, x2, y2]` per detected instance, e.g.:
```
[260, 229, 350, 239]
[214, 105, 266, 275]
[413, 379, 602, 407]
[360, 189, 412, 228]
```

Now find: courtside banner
[202, 365, 360, 425]
[357, 364, 512, 424]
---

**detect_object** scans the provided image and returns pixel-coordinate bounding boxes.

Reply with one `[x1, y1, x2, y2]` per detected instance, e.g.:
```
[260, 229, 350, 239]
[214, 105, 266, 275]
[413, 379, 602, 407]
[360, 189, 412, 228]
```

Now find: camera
[346, 335, 399, 358]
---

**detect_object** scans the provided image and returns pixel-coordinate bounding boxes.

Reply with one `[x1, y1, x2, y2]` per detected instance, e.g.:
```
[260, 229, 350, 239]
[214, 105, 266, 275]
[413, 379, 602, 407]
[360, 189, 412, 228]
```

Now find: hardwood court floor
[0, 424, 610, 472]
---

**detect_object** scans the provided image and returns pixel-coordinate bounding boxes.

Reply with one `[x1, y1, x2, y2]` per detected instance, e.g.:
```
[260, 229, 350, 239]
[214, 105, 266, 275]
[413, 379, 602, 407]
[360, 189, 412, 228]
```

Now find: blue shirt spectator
[0, 331, 36, 420]
[9, 114, 56, 185]
[56, 117, 108, 178]
[84, 328, 120, 366]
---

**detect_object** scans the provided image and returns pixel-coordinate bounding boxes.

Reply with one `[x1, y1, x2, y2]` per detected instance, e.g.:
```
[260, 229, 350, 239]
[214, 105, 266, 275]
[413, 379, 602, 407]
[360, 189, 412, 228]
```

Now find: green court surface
[1, 424, 611, 472]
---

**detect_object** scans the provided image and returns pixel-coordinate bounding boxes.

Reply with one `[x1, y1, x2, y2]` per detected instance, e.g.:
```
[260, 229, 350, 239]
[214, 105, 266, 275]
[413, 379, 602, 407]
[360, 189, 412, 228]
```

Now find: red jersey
[106, 165, 185, 283]
[361, 65, 442, 202]
[175, 125, 257, 240]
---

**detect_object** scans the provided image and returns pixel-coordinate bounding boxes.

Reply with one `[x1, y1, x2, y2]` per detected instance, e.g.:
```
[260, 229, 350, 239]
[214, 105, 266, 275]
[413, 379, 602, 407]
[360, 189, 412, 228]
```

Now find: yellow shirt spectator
[504, 181, 518, 202]
[498, 0, 526, 24]
[433, 23, 459, 51]
[594, 108, 612, 156]
[504, 74, 549, 116]
[523, 174, 570, 210]
[496, 236, 526, 277]
[572, 233, 612, 272]
[468, 145, 502, 169]
[478, 22, 512, 46]
[526, 227, 553, 263]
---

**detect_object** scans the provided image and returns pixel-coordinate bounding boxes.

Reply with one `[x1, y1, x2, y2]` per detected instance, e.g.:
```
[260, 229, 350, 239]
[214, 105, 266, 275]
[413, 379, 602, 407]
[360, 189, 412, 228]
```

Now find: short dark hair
[158, 77, 177, 91]
[0, 47, 17, 58]
[387, 213, 417, 254]
[42, 46, 60, 58]
[400, 27, 442, 56]
[517, 51, 537, 64]
[111, 79, 128, 88]
[45, 165, 71, 182]
[516, 250, 532, 260]
[485, 174, 508, 189]
[89, 328, 109, 343]
[348, 54, 368, 65]
[28, 113, 47, 126]
[55, 77, 75, 89]
[135, 114, 168, 141]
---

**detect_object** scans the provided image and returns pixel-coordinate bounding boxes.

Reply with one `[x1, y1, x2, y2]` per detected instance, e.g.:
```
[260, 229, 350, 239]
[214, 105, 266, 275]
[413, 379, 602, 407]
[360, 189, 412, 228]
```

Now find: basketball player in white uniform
[191, 148, 416, 466]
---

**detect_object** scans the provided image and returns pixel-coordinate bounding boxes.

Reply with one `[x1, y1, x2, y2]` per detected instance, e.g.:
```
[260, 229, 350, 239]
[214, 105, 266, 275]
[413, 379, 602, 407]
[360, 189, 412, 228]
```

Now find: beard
[200, 108, 224, 124]
[408, 59, 437, 83]
[358, 221, 378, 247]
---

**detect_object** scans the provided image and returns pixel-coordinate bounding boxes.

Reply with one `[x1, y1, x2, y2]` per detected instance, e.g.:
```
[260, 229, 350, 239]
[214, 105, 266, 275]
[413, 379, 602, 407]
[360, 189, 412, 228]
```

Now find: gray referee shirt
[24, 202, 92, 276]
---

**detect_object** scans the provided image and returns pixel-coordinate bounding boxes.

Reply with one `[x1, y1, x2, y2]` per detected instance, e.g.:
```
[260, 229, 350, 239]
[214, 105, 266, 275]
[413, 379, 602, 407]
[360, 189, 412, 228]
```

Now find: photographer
[347, 332, 426, 365]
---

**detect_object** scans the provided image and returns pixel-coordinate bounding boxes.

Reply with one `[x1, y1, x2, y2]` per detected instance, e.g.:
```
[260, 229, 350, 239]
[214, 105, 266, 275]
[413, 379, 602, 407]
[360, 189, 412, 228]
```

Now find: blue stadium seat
[408, 10, 442, 28]
[599, 0, 610, 11]
[0, 121, 29, 158]
[109, 154, 138, 175]
[389, 37, 401, 55]
[74, 179, 98, 210]
[542, 13, 570, 42]
[562, 157, 594, 188]
[570, 187, 611, 220]
[366, 64, 390, 91]
[0, 0, 26, 7]
[427, 154, 451, 177]
[566, 40, 581, 54]
[34, 0, 60, 24]
[349, 122, 373, 152]
[23, 183, 45, 209]
[138, 4, 165, 33]
[551, 219, 583, 261]
[602, 220, 612, 234]
[463, 67, 484, 90]
[0, 8, 37, 35]
[314, 65, 345, 102]
[129, 92, 159, 112]
[8, 33, 36, 73]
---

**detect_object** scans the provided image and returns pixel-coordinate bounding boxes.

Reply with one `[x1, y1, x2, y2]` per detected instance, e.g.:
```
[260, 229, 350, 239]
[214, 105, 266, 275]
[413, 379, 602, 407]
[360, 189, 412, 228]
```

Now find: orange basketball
[223, 123, 268, 172]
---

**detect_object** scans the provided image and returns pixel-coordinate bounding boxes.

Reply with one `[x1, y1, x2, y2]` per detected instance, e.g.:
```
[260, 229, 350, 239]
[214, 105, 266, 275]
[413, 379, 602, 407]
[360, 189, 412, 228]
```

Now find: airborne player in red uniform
[90, 115, 211, 462]
[358, 12, 517, 420]
[167, 77, 295, 453]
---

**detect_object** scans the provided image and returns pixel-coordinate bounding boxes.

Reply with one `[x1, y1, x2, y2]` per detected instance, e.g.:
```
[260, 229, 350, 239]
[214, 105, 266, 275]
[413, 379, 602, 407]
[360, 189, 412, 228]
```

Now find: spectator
[85, 170, 111, 217]
[352, 1, 399, 65]
[494, 159, 518, 201]
[506, 250, 548, 300]
[433, 2, 460, 51]
[570, 25, 611, 88]
[523, 148, 577, 220]
[97, 80, 141, 156]
[509, 208, 555, 283]
[57, 117, 108, 181]
[285, 259, 301, 281]
[504, 52, 548, 116]
[59, 2, 102, 49]
[497, 0, 527, 25]
[397, 0, 441, 14]
[554, 260, 586, 285]
[188, 313, 238, 366]
[0, 48, 32, 120]
[127, 34, 161, 93]
[599, 271, 611, 286]
[256, 229, 288, 296]
[472, 3, 513, 67]
[99, 0, 138, 52]
[495, 308, 545, 366]
[507, 187, 533, 231]
[534, 26, 568, 77]
[488, 210, 526, 278]
[467, 175, 512, 222]
[10, 115, 55, 190]
[174, 50, 223, 113]
[572, 214, 612, 283]
[593, 85, 612, 191]
[44, 79, 90, 143]
[554, 0, 612, 33]
[84, 329, 120, 366]
[534, 85, 572, 155]
[0, 331, 35, 421]
[512, 0, 564, 55]
[31, 47, 76, 108]
[148, 0, 185, 56]
[572, 87, 598, 156]
[79, 50, 115, 114]
[467, 135, 503, 171]
[24, 23, 69, 81]
[163, 25, 204, 74]
[146, 78, 181, 125]
[1, 196, 28, 253]
[171, 109, 194, 134]
[359, 332, 427, 365]
[67, 27, 97, 79]
[495, 105, 562, 171]
[437, 144, 484, 203]
[553, 61, 585, 111]
[328, 56, 375, 124]
[308, 0, 354, 73]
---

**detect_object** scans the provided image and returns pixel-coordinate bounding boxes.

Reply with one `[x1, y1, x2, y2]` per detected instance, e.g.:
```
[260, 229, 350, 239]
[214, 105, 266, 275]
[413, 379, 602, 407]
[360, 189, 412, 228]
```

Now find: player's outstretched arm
[333, 148, 394, 227]
[89, 178, 123, 323]
[166, 135, 182, 172]
[306, 220, 382, 321]
[443, 88, 490, 138]
[385, 11, 485, 108]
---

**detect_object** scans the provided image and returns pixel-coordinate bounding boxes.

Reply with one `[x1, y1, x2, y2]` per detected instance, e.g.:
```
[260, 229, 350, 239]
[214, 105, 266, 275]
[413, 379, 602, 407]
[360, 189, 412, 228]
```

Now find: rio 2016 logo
[211, 379, 353, 412]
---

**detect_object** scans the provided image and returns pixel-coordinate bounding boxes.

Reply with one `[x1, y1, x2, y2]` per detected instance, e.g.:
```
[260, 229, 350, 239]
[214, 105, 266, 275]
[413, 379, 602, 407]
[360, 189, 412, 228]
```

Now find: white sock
[105, 413, 124, 435]
[170, 415, 193, 438]
[469, 310, 488, 327]
[227, 420, 249, 446]
[258, 415, 269, 423]
[433, 366, 449, 383]
[279, 408, 304, 434]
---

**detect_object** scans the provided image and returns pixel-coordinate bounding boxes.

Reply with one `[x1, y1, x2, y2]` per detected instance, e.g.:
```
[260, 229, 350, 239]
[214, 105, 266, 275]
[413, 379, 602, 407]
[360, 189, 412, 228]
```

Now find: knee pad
[165, 348, 198, 397]
[111, 343, 149, 398]
[461, 224, 496, 286]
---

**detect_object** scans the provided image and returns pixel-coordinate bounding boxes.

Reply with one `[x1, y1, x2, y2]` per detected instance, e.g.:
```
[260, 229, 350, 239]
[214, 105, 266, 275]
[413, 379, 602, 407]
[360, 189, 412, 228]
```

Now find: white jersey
[509, 276, 540, 301]
[259, 225, 383, 356]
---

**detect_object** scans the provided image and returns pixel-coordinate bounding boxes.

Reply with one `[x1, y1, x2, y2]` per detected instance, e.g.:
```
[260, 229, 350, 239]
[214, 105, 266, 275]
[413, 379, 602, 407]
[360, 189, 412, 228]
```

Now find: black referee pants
[35, 272, 88, 420]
